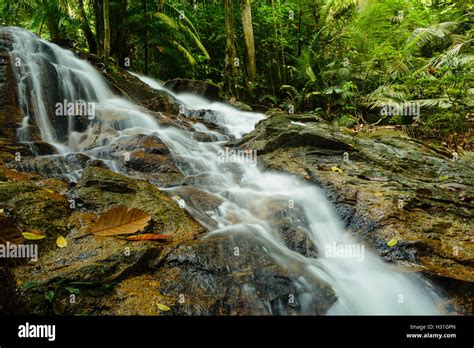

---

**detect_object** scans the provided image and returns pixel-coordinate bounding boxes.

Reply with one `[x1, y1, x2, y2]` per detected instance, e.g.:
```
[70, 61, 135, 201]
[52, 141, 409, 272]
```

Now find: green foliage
[0, 0, 471, 146]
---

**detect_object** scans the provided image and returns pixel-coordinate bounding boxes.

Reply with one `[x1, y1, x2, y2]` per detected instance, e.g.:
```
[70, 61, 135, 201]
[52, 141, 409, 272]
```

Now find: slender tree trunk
[241, 0, 256, 82]
[77, 0, 97, 54]
[270, 0, 281, 86]
[94, 0, 104, 56]
[143, 0, 149, 74]
[297, 7, 303, 56]
[277, 0, 286, 84]
[224, 0, 237, 96]
[103, 0, 111, 58]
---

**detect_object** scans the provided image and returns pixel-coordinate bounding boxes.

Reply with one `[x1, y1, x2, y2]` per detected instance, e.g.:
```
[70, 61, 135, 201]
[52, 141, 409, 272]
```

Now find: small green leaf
[387, 238, 398, 247]
[64, 287, 80, 295]
[305, 65, 316, 82]
[438, 175, 449, 182]
[20, 281, 38, 292]
[44, 290, 55, 302]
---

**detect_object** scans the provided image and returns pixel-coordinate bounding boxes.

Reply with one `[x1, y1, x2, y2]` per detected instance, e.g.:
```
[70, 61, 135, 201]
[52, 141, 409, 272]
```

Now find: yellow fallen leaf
[56, 236, 67, 248]
[22, 231, 46, 240]
[45, 189, 54, 194]
[0, 208, 4, 214]
[331, 166, 344, 173]
[387, 238, 398, 247]
[156, 303, 171, 312]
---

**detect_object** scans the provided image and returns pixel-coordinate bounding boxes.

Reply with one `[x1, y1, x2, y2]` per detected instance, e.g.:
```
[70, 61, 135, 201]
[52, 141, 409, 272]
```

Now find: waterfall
[5, 27, 112, 153]
[4, 27, 442, 314]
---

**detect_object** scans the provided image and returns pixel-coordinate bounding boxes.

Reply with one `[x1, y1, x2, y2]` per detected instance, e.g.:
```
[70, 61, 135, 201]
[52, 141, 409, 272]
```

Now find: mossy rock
[75, 166, 204, 239]
[0, 181, 70, 244]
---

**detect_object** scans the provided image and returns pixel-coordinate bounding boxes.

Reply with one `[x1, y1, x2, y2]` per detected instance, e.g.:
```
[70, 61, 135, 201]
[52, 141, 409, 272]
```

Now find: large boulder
[0, 32, 24, 142]
[154, 232, 334, 315]
[101, 66, 181, 115]
[0, 28, 93, 143]
[9, 166, 336, 315]
[10, 166, 205, 315]
[237, 112, 474, 314]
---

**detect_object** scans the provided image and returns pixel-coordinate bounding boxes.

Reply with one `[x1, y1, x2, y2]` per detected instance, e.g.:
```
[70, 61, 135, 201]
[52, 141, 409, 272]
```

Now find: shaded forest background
[0, 0, 472, 149]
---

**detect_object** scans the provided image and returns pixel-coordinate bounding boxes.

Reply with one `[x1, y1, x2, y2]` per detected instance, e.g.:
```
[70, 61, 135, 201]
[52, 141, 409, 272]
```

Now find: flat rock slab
[238, 113, 474, 314]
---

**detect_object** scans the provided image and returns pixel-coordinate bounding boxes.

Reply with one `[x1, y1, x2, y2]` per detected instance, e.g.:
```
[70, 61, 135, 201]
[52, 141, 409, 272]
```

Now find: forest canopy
[0, 0, 472, 148]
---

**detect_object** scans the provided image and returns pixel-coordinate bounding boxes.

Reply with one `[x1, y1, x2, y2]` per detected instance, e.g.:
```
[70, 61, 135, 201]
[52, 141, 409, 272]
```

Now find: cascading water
[6, 28, 111, 153]
[5, 27, 442, 314]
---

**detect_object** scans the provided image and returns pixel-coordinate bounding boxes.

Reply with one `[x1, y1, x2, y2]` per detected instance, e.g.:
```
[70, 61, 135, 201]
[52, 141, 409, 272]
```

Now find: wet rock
[85, 158, 110, 169]
[0, 40, 24, 142]
[229, 100, 252, 111]
[155, 232, 335, 315]
[191, 131, 220, 142]
[7, 164, 334, 316]
[10, 166, 205, 315]
[0, 180, 71, 245]
[12, 232, 163, 315]
[10, 155, 83, 181]
[164, 78, 221, 101]
[166, 186, 224, 229]
[0, 29, 94, 143]
[0, 140, 33, 164]
[27, 142, 59, 155]
[87, 133, 184, 187]
[75, 166, 203, 238]
[238, 112, 474, 313]
[101, 66, 180, 114]
[65, 153, 92, 167]
[143, 91, 180, 115]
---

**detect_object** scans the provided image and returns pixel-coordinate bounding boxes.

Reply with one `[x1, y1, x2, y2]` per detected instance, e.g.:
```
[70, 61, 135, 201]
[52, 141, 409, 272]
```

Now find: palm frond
[171, 40, 196, 65]
[406, 22, 457, 51]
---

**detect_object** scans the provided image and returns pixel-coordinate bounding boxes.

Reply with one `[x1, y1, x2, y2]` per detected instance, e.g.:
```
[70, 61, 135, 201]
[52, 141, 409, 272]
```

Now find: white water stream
[4, 27, 442, 314]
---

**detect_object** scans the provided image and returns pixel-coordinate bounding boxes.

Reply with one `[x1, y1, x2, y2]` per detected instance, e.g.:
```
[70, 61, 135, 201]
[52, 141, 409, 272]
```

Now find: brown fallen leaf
[89, 206, 152, 237]
[125, 234, 171, 241]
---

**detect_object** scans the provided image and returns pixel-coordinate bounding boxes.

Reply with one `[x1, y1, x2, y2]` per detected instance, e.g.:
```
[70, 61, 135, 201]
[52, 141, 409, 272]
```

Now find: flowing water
[4, 27, 442, 314]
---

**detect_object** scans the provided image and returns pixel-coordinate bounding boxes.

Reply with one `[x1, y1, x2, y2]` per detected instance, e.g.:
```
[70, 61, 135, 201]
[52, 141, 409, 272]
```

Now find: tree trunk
[103, 0, 111, 58]
[94, 0, 104, 56]
[77, 0, 97, 54]
[241, 0, 256, 82]
[46, 15, 61, 42]
[270, 0, 281, 85]
[143, 0, 149, 74]
[224, 0, 237, 96]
